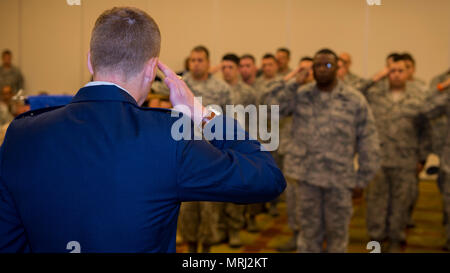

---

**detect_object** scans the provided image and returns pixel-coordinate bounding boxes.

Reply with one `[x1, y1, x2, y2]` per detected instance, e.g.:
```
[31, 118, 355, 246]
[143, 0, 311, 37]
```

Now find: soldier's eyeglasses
[313, 63, 334, 69]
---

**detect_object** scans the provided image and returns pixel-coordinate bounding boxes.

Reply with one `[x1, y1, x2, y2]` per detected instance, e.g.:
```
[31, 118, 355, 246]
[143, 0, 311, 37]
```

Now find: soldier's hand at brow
[372, 67, 390, 82]
[158, 61, 206, 126]
[295, 68, 309, 84]
[440, 78, 450, 90]
[209, 63, 222, 74]
[283, 66, 301, 82]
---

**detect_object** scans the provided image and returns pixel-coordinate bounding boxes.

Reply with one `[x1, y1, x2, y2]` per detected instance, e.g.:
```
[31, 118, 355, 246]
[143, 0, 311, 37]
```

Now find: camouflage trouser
[441, 171, 450, 245]
[285, 177, 300, 232]
[406, 171, 420, 224]
[179, 201, 222, 245]
[296, 181, 353, 253]
[218, 202, 246, 231]
[437, 170, 449, 226]
[366, 167, 416, 242]
[269, 151, 284, 207]
[246, 203, 264, 217]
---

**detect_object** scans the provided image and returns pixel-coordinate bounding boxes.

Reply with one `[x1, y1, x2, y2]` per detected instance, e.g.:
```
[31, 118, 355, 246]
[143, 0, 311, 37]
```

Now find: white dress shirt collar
[84, 81, 133, 98]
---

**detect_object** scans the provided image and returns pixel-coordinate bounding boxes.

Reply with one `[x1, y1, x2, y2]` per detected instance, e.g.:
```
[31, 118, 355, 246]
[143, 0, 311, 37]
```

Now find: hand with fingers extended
[437, 77, 450, 92]
[157, 61, 206, 127]
[372, 67, 390, 82]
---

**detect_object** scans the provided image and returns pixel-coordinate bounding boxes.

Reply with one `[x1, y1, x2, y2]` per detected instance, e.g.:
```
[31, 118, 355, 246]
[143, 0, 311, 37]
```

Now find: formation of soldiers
[150, 45, 450, 253]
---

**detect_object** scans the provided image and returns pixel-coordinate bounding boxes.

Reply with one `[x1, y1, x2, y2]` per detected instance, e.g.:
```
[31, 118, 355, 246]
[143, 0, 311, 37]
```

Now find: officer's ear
[144, 57, 158, 82]
[87, 52, 94, 75]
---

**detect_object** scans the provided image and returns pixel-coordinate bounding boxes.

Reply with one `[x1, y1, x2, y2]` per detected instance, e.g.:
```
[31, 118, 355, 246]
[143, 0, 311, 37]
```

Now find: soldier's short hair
[314, 48, 338, 63]
[240, 54, 256, 64]
[90, 7, 161, 79]
[386, 52, 400, 61]
[222, 54, 240, 66]
[191, 45, 210, 60]
[392, 54, 407, 63]
[2, 50, 11, 57]
[277, 48, 291, 58]
[262, 53, 277, 62]
[401, 52, 415, 66]
[300, 56, 313, 63]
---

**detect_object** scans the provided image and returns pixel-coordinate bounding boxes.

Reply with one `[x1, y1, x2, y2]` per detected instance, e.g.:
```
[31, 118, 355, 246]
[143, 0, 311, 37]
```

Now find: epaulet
[15, 105, 65, 120]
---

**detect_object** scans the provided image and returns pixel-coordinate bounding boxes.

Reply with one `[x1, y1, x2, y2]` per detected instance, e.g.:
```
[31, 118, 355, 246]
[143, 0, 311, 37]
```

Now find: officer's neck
[93, 74, 149, 106]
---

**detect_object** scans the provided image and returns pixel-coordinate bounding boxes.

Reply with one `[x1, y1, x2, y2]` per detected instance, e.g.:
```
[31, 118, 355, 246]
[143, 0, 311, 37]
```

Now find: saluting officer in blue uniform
[0, 7, 286, 253]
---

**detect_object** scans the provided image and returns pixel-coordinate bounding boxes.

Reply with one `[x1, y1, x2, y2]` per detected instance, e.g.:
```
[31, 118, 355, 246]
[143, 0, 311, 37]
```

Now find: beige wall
[0, 0, 448, 94]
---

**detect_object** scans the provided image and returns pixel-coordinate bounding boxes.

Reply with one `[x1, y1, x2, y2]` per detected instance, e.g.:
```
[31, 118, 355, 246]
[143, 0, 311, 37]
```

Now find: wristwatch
[201, 106, 221, 128]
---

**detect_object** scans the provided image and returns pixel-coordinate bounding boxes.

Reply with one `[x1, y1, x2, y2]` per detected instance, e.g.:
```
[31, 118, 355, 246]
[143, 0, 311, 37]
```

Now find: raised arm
[158, 61, 286, 203]
[355, 99, 381, 188]
[421, 78, 450, 119]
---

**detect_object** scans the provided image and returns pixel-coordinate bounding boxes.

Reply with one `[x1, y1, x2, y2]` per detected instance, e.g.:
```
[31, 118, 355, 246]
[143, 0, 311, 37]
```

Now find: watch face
[206, 106, 222, 115]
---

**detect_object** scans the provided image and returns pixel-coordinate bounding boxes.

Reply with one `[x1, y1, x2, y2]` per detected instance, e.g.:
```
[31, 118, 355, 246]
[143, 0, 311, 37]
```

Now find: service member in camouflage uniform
[276, 56, 315, 252]
[0, 85, 14, 126]
[264, 48, 380, 253]
[255, 54, 285, 217]
[222, 54, 255, 108]
[238, 54, 265, 232]
[337, 52, 368, 91]
[429, 71, 450, 228]
[239, 54, 259, 89]
[255, 54, 284, 104]
[178, 46, 232, 253]
[356, 53, 400, 95]
[0, 50, 24, 94]
[364, 55, 431, 252]
[276, 48, 293, 77]
[429, 69, 450, 158]
[402, 53, 427, 90]
[217, 53, 256, 248]
[421, 77, 450, 250]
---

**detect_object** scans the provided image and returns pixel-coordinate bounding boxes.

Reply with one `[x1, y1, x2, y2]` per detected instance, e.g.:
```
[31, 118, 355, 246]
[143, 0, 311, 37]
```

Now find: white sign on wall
[366, 0, 382, 6]
[66, 0, 81, 6]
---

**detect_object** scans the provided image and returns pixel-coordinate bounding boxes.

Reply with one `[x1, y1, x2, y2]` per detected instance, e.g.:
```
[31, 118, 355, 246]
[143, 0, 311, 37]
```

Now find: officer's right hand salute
[156, 60, 286, 204]
[157, 61, 206, 127]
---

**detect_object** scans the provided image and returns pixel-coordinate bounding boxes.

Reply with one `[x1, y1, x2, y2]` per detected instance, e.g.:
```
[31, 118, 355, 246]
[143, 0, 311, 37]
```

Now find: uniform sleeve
[416, 114, 433, 164]
[421, 88, 449, 120]
[0, 146, 30, 253]
[355, 99, 381, 188]
[261, 80, 297, 117]
[357, 79, 376, 97]
[175, 115, 286, 204]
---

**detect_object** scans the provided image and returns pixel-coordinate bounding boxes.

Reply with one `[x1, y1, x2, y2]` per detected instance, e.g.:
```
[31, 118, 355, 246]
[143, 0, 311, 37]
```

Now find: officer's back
[1, 86, 185, 252]
[0, 7, 286, 253]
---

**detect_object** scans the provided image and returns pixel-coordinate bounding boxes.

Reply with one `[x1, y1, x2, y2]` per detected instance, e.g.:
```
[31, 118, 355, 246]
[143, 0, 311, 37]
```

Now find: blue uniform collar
[70, 85, 138, 105]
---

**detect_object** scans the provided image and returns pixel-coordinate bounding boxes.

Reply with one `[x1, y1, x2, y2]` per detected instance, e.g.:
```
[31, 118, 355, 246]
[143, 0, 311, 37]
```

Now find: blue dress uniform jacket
[0, 85, 286, 253]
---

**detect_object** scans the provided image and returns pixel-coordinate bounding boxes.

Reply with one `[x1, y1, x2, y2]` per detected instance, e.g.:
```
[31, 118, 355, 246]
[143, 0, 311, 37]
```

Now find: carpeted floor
[176, 179, 448, 253]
